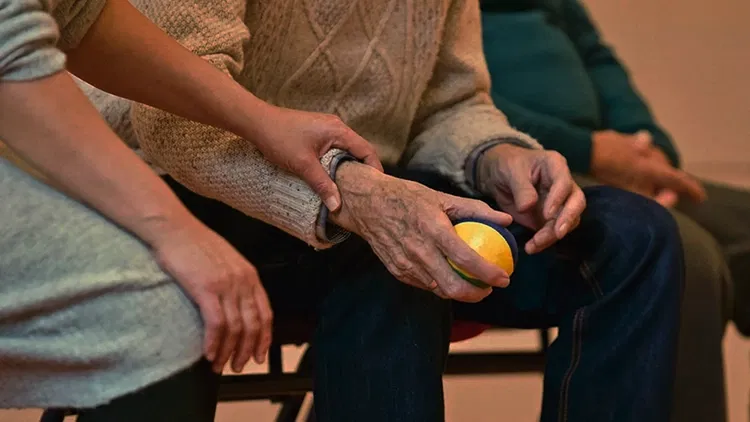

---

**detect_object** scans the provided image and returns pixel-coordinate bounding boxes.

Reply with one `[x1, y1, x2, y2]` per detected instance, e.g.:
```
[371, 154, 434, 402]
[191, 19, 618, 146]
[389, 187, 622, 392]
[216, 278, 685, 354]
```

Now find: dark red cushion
[450, 321, 491, 343]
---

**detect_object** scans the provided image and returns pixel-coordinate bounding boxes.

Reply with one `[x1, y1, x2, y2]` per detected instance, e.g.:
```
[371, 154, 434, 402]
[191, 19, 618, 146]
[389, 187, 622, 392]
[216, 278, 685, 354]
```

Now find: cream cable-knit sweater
[83, 0, 541, 249]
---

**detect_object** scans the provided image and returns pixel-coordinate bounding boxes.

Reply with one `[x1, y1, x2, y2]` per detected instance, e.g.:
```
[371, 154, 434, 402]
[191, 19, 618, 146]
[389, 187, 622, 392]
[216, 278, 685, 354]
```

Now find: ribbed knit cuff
[315, 152, 356, 246]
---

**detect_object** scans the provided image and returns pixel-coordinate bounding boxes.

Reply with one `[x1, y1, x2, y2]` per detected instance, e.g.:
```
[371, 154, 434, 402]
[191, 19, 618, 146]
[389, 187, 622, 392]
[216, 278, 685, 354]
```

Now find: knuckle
[227, 320, 242, 335]
[262, 312, 274, 327]
[391, 254, 412, 272]
[241, 264, 260, 282]
[441, 282, 462, 298]
[207, 315, 226, 331]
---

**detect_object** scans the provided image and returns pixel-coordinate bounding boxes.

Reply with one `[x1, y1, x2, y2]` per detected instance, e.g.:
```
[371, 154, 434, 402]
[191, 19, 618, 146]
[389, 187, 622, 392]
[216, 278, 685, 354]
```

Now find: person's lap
[0, 158, 216, 420]
[166, 166, 683, 422]
[574, 174, 731, 421]
[677, 180, 750, 334]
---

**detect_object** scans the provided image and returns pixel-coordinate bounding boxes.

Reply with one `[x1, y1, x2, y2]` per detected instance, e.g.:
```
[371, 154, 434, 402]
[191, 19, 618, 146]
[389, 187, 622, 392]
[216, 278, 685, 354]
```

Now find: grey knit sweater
[81, 0, 542, 250]
[0, 0, 105, 81]
[0, 0, 204, 408]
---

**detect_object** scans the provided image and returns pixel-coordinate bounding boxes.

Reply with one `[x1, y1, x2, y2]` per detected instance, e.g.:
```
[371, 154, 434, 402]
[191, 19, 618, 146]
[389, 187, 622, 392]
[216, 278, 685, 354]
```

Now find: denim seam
[559, 308, 585, 422]
[580, 261, 604, 298]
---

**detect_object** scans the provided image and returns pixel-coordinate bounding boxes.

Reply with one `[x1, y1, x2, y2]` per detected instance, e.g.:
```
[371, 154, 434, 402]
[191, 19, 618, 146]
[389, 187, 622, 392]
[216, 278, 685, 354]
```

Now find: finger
[431, 222, 510, 288]
[402, 235, 495, 301]
[252, 286, 273, 364]
[538, 153, 573, 220]
[197, 296, 225, 364]
[554, 187, 586, 238]
[525, 219, 558, 254]
[633, 130, 653, 153]
[381, 246, 453, 298]
[442, 195, 513, 227]
[416, 246, 491, 302]
[650, 167, 707, 203]
[332, 131, 384, 172]
[654, 189, 679, 208]
[214, 296, 242, 373]
[232, 294, 259, 373]
[507, 168, 539, 213]
[541, 174, 574, 221]
[299, 162, 343, 212]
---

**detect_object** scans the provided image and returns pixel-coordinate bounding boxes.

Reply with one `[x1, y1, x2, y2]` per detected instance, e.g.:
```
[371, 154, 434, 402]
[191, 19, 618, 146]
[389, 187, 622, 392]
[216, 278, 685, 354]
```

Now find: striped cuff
[314, 153, 359, 246]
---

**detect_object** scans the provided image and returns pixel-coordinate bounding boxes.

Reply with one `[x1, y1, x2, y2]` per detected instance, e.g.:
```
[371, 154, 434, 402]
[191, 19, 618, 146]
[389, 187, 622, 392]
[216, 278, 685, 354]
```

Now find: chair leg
[275, 346, 315, 422]
[305, 401, 316, 422]
[39, 409, 68, 422]
[539, 328, 551, 353]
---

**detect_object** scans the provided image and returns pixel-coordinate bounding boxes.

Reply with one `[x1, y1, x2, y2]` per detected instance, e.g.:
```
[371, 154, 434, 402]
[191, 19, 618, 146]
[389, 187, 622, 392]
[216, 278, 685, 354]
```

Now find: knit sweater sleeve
[561, 0, 680, 167]
[403, 0, 542, 193]
[127, 0, 343, 249]
[0, 0, 104, 82]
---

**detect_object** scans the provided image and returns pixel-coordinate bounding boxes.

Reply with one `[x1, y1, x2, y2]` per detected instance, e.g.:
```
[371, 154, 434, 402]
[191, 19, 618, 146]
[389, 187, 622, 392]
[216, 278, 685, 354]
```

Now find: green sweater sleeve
[560, 0, 681, 167]
[490, 92, 594, 173]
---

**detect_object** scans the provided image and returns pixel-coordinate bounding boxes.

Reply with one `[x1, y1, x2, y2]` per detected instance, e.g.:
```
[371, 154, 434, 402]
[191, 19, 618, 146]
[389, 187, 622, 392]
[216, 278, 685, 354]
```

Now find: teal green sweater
[480, 0, 680, 173]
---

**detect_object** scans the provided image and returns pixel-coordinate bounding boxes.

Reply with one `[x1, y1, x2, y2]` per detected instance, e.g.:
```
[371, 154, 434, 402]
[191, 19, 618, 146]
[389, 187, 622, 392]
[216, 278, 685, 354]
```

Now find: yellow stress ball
[448, 219, 518, 289]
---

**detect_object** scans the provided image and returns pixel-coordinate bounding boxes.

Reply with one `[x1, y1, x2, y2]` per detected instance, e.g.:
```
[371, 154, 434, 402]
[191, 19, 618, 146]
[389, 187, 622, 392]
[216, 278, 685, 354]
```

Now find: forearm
[131, 102, 343, 249]
[0, 71, 194, 247]
[65, 0, 267, 141]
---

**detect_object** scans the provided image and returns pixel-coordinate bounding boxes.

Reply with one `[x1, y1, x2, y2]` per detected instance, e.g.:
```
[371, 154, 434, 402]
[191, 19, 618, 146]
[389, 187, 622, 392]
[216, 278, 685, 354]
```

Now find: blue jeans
[167, 168, 684, 422]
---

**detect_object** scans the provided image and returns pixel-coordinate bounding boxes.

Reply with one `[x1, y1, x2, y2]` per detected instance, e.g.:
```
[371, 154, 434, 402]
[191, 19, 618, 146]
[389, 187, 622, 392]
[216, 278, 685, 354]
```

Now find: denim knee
[579, 186, 684, 293]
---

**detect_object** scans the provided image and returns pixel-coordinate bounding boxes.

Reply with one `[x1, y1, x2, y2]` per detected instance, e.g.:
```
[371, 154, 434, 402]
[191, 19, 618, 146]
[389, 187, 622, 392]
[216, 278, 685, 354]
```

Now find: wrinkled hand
[149, 216, 273, 373]
[477, 144, 586, 254]
[330, 162, 513, 303]
[591, 130, 705, 206]
[250, 105, 383, 212]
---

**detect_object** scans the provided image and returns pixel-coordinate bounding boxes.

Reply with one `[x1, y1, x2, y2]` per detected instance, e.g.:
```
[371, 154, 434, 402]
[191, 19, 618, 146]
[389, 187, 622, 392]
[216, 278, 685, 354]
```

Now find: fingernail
[558, 223, 569, 237]
[525, 242, 536, 255]
[324, 195, 340, 211]
[497, 276, 511, 287]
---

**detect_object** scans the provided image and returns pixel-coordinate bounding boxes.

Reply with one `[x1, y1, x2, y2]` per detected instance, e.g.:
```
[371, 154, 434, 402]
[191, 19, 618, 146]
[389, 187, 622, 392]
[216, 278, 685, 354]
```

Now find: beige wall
[584, 0, 750, 182]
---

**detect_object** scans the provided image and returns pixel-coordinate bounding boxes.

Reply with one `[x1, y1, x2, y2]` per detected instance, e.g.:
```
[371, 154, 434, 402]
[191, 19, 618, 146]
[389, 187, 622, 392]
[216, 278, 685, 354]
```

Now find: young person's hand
[248, 106, 383, 212]
[148, 215, 273, 374]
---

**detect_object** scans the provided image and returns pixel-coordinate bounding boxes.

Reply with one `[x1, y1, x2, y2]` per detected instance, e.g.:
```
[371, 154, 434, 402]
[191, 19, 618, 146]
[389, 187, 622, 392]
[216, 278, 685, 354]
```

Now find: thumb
[654, 189, 679, 208]
[633, 130, 653, 153]
[301, 164, 342, 211]
[508, 175, 539, 213]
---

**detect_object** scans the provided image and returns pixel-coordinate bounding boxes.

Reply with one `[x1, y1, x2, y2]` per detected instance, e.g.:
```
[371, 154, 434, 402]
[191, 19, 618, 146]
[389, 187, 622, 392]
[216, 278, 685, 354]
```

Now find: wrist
[475, 143, 520, 194]
[328, 161, 384, 232]
[129, 206, 202, 250]
[226, 90, 274, 140]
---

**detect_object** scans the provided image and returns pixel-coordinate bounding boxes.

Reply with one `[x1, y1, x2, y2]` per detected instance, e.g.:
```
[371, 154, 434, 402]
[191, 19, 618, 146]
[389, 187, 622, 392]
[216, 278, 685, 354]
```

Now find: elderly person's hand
[329, 162, 513, 303]
[476, 144, 587, 254]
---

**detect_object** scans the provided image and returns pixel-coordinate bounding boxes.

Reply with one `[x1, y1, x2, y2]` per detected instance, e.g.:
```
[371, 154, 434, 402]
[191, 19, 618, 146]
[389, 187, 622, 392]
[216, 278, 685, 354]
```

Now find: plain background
[2, 0, 749, 420]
